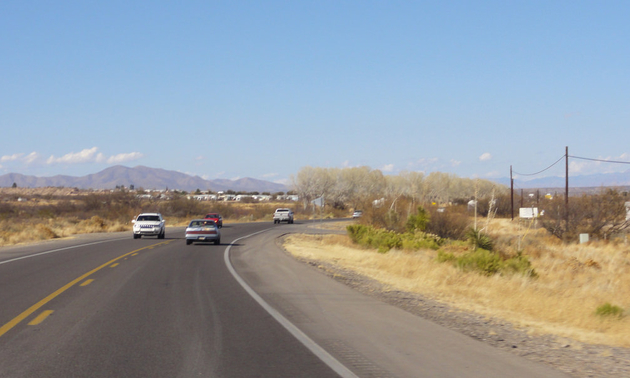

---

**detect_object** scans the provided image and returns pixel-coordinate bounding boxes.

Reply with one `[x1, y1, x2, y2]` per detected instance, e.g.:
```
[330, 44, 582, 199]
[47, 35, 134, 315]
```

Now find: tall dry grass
[0, 216, 129, 246]
[284, 218, 630, 347]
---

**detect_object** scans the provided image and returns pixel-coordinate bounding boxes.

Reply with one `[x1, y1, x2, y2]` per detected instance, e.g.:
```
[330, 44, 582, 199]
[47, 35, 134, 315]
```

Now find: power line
[569, 155, 630, 164]
[512, 154, 565, 176]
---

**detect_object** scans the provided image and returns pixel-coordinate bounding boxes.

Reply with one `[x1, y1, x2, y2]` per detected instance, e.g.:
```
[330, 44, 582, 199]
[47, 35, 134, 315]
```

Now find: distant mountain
[0, 166, 289, 193]
[491, 169, 630, 189]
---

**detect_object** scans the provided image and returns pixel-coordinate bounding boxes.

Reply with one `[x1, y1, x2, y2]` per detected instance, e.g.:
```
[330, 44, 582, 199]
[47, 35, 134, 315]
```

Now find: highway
[0, 221, 570, 378]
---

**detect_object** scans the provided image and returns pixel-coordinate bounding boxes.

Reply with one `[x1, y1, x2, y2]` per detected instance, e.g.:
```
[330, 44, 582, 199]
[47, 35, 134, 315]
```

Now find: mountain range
[0, 166, 289, 193]
[3, 165, 629, 193]
[491, 169, 630, 189]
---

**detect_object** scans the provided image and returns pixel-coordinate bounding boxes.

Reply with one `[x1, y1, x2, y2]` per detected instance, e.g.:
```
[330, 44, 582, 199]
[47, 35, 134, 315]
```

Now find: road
[0, 221, 570, 378]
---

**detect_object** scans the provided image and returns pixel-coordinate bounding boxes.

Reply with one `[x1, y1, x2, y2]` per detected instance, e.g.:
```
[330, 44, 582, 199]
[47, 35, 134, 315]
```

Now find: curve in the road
[224, 228, 359, 378]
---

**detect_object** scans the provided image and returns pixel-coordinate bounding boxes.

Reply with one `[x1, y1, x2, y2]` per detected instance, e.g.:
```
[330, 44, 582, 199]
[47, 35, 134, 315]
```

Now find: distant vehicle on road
[204, 213, 223, 228]
[132, 213, 165, 239]
[273, 208, 294, 224]
[185, 219, 221, 245]
[352, 210, 363, 219]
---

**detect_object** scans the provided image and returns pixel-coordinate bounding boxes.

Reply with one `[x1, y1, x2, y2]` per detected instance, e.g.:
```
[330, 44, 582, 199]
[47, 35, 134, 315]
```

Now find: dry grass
[284, 218, 630, 347]
[0, 216, 130, 246]
[307, 220, 355, 231]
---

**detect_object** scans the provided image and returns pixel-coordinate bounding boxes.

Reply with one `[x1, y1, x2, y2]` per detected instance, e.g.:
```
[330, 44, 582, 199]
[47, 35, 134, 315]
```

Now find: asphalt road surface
[0, 221, 570, 378]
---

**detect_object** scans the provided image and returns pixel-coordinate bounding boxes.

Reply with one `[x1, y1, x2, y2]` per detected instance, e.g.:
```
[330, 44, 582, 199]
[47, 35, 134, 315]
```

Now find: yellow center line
[28, 310, 54, 326]
[110, 263, 119, 268]
[80, 279, 94, 286]
[0, 240, 170, 338]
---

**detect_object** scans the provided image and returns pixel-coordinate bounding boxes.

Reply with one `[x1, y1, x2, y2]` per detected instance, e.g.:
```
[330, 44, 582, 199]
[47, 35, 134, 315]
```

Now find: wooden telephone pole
[565, 146, 569, 234]
[510, 165, 514, 220]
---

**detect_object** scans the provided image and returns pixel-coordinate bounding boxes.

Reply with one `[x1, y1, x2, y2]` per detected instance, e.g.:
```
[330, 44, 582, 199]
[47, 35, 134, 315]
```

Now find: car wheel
[158, 230, 165, 239]
[186, 240, 192, 245]
[133, 234, 140, 239]
[215, 238, 220, 245]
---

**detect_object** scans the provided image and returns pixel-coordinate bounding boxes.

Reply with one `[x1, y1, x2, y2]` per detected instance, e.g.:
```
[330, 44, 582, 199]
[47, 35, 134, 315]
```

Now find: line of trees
[291, 166, 506, 211]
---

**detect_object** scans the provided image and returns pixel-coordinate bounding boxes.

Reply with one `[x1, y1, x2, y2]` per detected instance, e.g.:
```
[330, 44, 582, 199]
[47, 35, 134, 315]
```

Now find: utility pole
[474, 180, 478, 231]
[510, 165, 514, 220]
[565, 146, 569, 235]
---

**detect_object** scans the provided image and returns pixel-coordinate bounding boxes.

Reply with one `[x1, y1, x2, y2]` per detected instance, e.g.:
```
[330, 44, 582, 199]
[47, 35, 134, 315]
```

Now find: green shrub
[436, 248, 537, 278]
[595, 303, 624, 318]
[400, 231, 442, 250]
[502, 252, 538, 278]
[406, 206, 430, 232]
[347, 224, 371, 243]
[436, 250, 456, 263]
[347, 224, 442, 253]
[466, 227, 494, 251]
[455, 248, 502, 276]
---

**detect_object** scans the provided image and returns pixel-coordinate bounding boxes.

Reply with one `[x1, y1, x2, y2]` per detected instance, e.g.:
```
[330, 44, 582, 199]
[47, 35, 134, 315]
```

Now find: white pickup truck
[273, 208, 294, 224]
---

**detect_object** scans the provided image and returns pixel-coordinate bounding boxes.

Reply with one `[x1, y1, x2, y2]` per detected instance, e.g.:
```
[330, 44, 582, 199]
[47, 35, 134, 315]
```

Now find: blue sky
[1, 1, 629, 185]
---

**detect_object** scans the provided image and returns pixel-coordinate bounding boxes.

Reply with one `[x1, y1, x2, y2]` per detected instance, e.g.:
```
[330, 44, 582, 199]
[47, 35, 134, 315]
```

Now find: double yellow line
[0, 240, 172, 338]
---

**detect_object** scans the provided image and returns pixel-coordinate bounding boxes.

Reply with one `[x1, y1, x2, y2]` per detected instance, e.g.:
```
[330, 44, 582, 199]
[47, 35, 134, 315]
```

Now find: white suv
[273, 208, 294, 224]
[132, 213, 166, 239]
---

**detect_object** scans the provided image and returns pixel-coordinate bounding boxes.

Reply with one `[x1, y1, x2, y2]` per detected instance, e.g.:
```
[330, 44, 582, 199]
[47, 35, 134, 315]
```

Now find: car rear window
[190, 220, 216, 227]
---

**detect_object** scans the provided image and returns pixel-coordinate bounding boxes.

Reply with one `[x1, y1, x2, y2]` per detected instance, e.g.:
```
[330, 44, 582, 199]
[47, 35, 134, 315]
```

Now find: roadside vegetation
[285, 217, 630, 347]
[0, 187, 340, 247]
[285, 166, 630, 347]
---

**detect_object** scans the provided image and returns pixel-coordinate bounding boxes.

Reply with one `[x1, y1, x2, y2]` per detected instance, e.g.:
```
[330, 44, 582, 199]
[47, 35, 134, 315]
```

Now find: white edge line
[224, 229, 359, 378]
[0, 237, 129, 265]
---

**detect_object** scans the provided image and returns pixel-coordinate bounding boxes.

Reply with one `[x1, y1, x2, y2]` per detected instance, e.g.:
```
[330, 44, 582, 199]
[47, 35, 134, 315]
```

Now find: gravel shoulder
[280, 233, 630, 378]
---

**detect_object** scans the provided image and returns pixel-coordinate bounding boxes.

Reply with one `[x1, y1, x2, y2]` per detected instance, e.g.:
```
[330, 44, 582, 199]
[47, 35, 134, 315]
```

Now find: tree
[292, 166, 335, 209]
[11, 182, 17, 188]
[541, 189, 630, 241]
[406, 206, 430, 232]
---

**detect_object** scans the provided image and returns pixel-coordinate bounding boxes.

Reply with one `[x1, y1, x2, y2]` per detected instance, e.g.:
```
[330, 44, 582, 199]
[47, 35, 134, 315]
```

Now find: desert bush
[347, 224, 442, 253]
[157, 197, 208, 218]
[425, 205, 470, 240]
[436, 250, 456, 263]
[454, 248, 502, 276]
[0, 203, 17, 221]
[406, 206, 429, 232]
[347, 225, 402, 253]
[541, 189, 630, 242]
[353, 198, 408, 232]
[444, 248, 536, 277]
[477, 193, 514, 217]
[466, 227, 494, 251]
[35, 224, 59, 239]
[400, 231, 443, 250]
[501, 252, 538, 277]
[595, 303, 624, 319]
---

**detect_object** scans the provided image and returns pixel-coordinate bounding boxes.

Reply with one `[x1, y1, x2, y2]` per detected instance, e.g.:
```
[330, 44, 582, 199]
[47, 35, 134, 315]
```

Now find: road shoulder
[230, 225, 571, 378]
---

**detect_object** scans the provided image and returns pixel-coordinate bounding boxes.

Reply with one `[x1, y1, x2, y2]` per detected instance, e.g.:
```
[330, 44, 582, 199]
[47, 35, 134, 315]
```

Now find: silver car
[185, 219, 221, 245]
